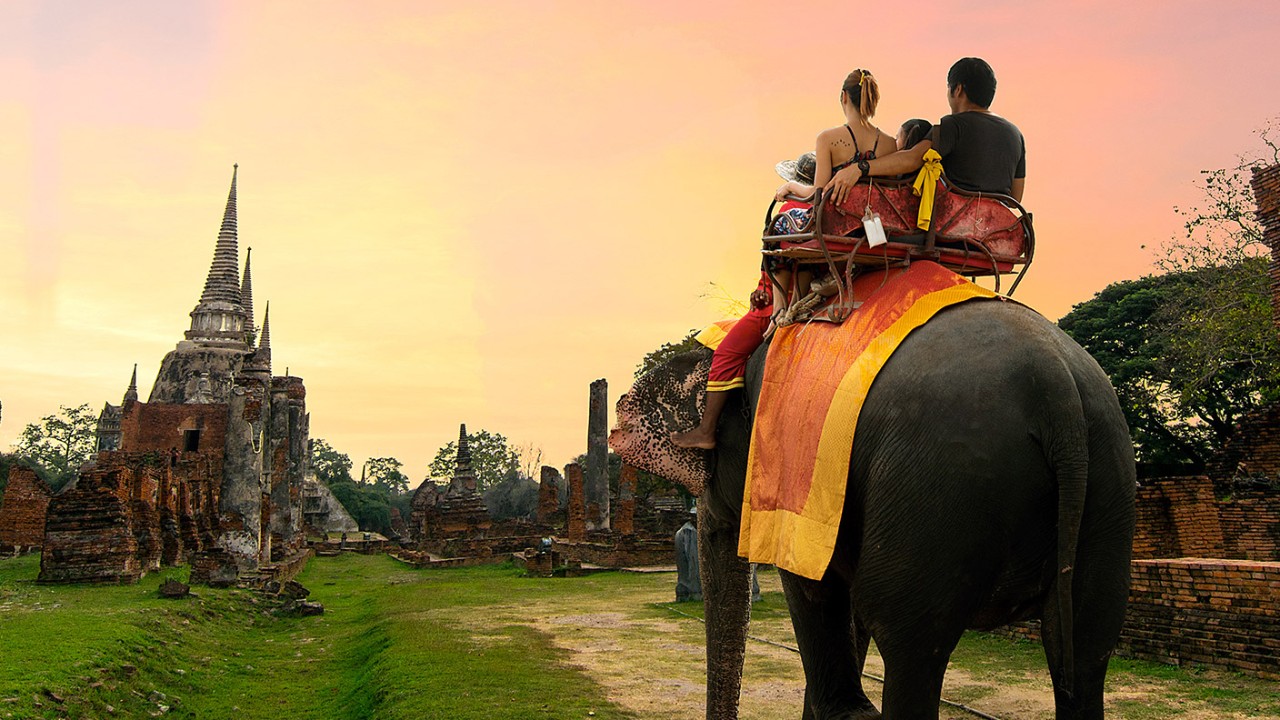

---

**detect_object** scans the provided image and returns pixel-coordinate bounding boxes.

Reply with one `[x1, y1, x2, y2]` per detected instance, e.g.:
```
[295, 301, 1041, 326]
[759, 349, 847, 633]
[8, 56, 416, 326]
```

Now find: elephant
[609, 299, 1136, 720]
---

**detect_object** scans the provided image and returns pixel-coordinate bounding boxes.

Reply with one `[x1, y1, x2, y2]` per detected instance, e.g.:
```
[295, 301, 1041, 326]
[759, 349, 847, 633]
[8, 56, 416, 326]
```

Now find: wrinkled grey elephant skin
[610, 300, 1136, 720]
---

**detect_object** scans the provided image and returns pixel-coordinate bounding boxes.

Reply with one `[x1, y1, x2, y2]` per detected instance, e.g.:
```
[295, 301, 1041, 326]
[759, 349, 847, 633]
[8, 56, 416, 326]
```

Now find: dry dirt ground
[430, 569, 1277, 720]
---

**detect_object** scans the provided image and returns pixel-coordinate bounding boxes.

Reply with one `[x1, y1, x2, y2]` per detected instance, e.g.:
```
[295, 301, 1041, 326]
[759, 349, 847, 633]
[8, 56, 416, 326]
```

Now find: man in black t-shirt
[825, 57, 1026, 203]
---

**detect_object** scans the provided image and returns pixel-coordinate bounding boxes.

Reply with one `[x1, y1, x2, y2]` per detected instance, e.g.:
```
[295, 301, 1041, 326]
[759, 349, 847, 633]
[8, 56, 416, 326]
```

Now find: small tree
[1062, 119, 1280, 470]
[12, 404, 97, 490]
[310, 438, 355, 486]
[363, 456, 410, 495]
[635, 330, 700, 379]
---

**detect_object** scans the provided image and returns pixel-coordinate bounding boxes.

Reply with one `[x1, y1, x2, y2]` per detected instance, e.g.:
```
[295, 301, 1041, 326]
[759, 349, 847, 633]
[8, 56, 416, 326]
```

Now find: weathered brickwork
[1132, 476, 1225, 559]
[1250, 162, 1280, 328]
[537, 466, 561, 525]
[119, 402, 228, 455]
[39, 451, 224, 584]
[991, 559, 1280, 680]
[566, 462, 586, 542]
[1217, 488, 1280, 562]
[1121, 559, 1280, 680]
[0, 466, 52, 551]
[614, 463, 637, 536]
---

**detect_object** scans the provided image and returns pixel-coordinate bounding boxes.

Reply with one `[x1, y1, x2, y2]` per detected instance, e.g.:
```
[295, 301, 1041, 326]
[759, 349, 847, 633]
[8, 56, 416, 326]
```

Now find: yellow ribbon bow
[912, 149, 944, 231]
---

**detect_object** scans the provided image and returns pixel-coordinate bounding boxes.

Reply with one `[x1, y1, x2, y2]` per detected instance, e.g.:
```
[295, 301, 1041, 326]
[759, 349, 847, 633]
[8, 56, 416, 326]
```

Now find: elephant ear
[609, 347, 713, 495]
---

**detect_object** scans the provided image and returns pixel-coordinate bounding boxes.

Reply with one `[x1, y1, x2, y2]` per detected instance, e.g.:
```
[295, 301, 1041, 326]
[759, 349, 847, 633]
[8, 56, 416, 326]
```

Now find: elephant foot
[670, 427, 716, 449]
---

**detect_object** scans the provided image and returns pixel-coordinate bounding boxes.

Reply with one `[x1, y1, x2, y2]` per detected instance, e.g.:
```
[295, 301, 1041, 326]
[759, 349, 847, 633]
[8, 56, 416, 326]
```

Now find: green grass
[3, 553, 1278, 719]
[0, 553, 636, 719]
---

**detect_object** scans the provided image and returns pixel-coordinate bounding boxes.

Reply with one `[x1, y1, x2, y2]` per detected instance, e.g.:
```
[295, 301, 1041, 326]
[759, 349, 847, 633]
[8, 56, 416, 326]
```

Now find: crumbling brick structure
[0, 466, 52, 553]
[41, 167, 310, 585]
[1121, 559, 1279, 680]
[408, 424, 492, 545]
[566, 462, 586, 542]
[1132, 476, 1226, 559]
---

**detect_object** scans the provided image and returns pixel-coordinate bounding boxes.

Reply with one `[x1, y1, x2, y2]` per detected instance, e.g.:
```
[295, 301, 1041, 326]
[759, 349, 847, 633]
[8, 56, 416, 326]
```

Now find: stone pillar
[614, 464, 637, 536]
[1250, 163, 1280, 329]
[566, 462, 586, 541]
[537, 466, 561, 525]
[585, 379, 610, 530]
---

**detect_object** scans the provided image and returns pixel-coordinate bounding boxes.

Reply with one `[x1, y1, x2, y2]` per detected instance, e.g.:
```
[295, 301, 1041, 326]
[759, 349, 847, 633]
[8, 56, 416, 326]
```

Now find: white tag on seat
[863, 209, 887, 247]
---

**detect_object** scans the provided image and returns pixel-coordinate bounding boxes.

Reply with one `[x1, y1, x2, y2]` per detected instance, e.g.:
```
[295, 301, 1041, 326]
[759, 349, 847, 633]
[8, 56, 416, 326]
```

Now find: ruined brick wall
[40, 463, 146, 583]
[1131, 476, 1225, 559]
[1216, 489, 1280, 562]
[120, 402, 229, 454]
[39, 451, 224, 584]
[1208, 403, 1280, 484]
[990, 559, 1280, 681]
[0, 466, 52, 549]
[1120, 559, 1280, 680]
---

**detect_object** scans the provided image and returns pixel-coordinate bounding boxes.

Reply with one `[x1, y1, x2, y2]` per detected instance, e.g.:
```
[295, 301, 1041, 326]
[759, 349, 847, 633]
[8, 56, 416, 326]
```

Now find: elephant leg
[874, 635, 956, 720]
[780, 570, 880, 720]
[699, 508, 752, 720]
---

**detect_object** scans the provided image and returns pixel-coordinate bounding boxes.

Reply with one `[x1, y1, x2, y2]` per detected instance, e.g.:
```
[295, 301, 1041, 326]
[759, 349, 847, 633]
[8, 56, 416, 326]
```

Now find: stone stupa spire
[450, 423, 478, 495]
[123, 364, 138, 404]
[184, 165, 249, 348]
[244, 302, 272, 376]
[241, 247, 256, 347]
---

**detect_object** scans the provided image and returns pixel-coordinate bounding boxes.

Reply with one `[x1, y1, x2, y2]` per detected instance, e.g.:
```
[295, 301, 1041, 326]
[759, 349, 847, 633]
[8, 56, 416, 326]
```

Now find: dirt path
[432, 569, 1278, 720]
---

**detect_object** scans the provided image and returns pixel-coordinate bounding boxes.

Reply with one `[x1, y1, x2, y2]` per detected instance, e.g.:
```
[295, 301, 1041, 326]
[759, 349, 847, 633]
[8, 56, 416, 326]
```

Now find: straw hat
[775, 152, 817, 185]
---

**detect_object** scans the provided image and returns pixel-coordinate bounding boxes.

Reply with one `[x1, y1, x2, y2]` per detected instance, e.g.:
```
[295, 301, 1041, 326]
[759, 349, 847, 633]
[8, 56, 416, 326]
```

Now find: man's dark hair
[947, 57, 997, 108]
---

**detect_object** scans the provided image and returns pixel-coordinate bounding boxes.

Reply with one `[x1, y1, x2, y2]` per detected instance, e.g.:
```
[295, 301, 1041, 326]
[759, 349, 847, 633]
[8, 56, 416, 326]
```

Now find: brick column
[1249, 163, 1280, 329]
[614, 464, 636, 536]
[537, 466, 561, 525]
[565, 463, 586, 541]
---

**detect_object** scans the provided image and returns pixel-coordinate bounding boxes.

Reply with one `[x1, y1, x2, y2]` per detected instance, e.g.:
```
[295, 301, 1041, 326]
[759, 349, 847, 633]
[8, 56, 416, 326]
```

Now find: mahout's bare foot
[670, 427, 716, 449]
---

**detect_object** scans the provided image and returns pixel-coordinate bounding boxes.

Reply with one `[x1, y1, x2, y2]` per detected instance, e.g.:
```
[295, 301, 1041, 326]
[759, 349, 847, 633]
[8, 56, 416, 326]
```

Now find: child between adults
[670, 71, 897, 450]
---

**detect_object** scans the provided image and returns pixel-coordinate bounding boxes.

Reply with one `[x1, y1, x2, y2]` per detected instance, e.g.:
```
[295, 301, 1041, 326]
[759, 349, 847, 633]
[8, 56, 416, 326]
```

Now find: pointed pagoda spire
[123, 364, 139, 404]
[456, 423, 473, 470]
[198, 165, 243, 306]
[244, 302, 273, 376]
[449, 423, 478, 495]
[185, 165, 249, 348]
[241, 247, 256, 346]
[259, 302, 271, 351]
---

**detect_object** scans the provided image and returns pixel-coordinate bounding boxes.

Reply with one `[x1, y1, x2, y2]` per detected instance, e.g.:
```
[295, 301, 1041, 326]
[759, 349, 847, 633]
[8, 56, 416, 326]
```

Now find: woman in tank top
[774, 69, 898, 202]
[670, 70, 896, 451]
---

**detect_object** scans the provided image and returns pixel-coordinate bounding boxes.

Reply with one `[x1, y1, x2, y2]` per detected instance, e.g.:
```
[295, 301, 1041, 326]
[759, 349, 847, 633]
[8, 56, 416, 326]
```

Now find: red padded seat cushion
[823, 184, 920, 237]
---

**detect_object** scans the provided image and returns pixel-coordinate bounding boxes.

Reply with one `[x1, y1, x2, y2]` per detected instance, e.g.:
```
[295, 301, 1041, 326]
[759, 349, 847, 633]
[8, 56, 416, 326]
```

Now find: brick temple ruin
[398, 388, 690, 571]
[31, 166, 313, 585]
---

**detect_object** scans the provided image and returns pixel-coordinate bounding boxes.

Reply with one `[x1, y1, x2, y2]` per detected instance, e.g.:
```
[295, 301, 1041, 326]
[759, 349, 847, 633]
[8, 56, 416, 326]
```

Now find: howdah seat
[762, 174, 1034, 322]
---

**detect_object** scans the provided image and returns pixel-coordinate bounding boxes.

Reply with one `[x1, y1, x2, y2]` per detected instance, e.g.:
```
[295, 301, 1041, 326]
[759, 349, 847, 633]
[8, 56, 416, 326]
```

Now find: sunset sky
[2, 1, 1279, 479]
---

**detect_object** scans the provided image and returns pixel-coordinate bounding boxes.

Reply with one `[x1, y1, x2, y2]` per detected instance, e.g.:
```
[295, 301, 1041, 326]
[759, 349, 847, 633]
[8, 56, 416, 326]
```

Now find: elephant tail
[1046, 379, 1090, 701]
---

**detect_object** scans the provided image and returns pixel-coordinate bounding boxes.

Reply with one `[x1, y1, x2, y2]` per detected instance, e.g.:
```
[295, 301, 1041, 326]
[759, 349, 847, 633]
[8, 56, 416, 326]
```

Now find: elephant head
[609, 346, 714, 495]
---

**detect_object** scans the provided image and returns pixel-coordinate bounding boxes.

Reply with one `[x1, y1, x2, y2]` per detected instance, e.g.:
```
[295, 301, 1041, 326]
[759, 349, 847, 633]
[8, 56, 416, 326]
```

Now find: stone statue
[675, 519, 701, 602]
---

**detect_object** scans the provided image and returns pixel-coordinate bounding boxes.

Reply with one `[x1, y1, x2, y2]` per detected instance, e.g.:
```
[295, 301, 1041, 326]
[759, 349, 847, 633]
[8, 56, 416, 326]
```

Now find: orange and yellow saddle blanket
[739, 261, 996, 580]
